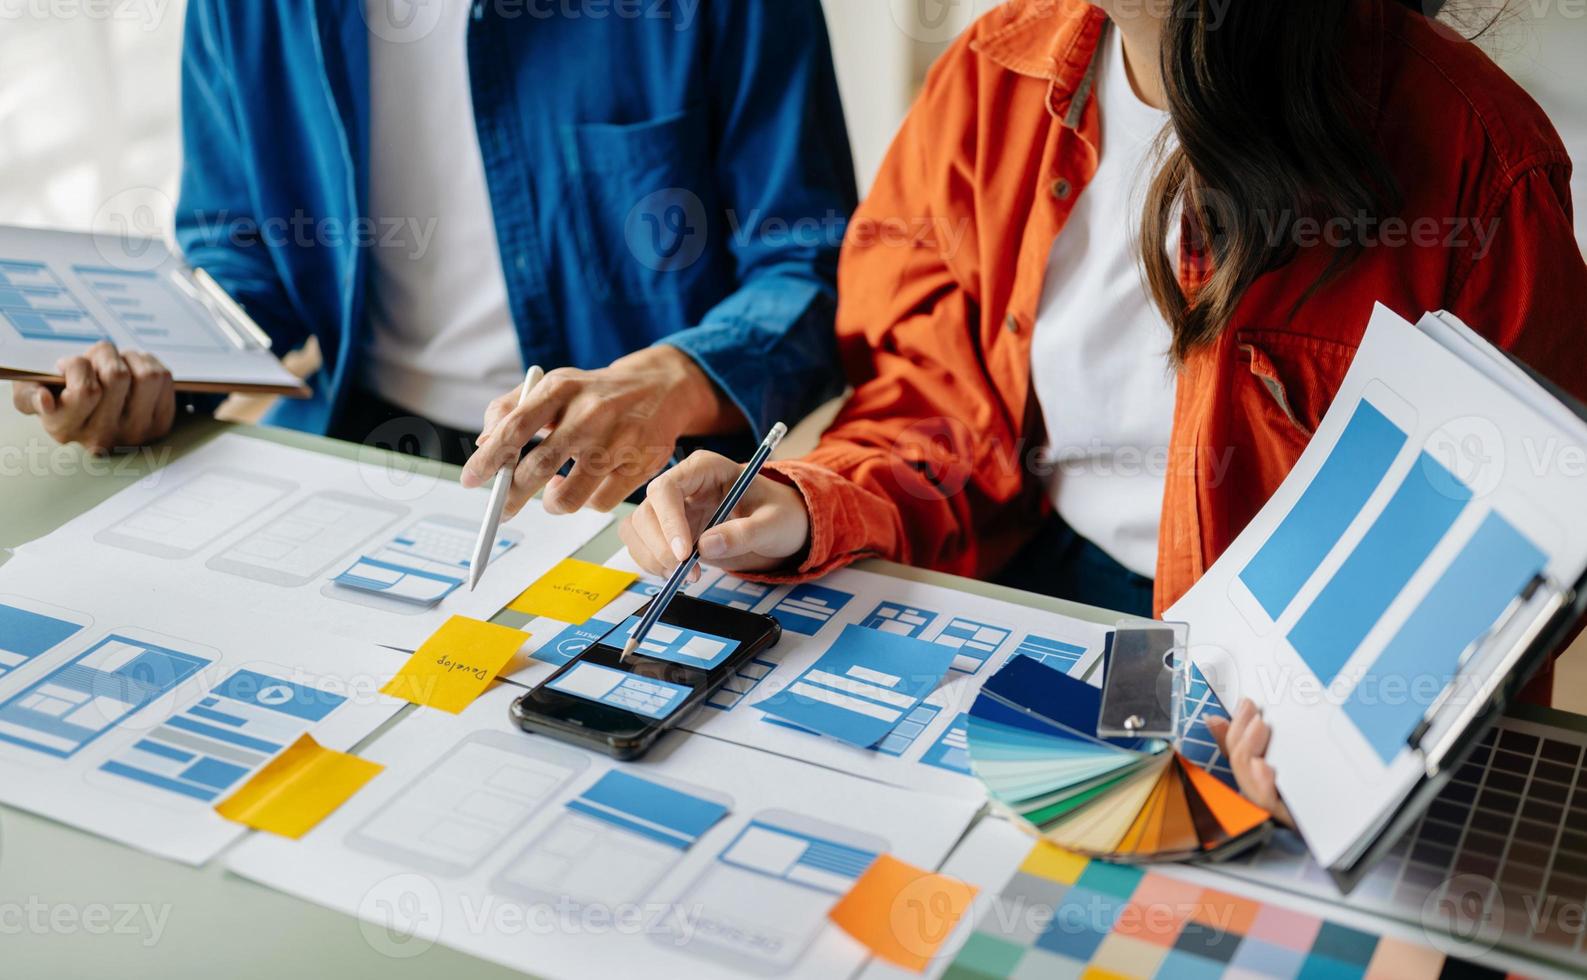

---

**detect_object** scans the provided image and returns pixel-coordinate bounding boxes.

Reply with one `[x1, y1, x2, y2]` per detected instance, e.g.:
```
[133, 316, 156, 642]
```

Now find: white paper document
[16, 433, 612, 650]
[0, 224, 305, 393]
[0, 555, 402, 865]
[508, 553, 1112, 799]
[226, 684, 982, 980]
[1168, 305, 1587, 870]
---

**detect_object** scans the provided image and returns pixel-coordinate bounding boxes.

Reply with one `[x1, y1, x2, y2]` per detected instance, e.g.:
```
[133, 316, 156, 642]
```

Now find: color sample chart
[1342, 513, 1546, 763]
[1239, 400, 1406, 620]
[100, 670, 344, 802]
[1223, 714, 1587, 965]
[0, 636, 210, 758]
[0, 258, 103, 343]
[967, 656, 1268, 862]
[1286, 450, 1472, 686]
[943, 842, 1500, 980]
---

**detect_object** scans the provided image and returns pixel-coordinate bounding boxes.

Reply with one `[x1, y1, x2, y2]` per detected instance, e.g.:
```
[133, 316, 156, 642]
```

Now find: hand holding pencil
[619, 446, 812, 581]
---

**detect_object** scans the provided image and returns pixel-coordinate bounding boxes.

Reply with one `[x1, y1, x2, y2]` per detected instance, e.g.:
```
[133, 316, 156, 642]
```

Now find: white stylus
[467, 365, 543, 591]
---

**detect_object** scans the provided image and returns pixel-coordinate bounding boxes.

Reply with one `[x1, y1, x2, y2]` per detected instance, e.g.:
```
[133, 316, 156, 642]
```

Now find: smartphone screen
[513, 594, 780, 758]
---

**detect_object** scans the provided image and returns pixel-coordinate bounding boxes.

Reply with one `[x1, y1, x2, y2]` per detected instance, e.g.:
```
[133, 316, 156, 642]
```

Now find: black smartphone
[510, 594, 781, 760]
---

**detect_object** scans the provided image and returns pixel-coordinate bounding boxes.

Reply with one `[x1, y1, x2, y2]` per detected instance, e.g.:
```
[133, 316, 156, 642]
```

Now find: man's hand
[461, 346, 740, 516]
[1207, 699, 1295, 828]
[11, 342, 176, 454]
[621, 450, 811, 578]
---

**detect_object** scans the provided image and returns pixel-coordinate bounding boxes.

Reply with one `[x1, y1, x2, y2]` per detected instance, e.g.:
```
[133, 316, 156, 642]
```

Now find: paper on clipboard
[1167, 304, 1587, 872]
[0, 224, 308, 396]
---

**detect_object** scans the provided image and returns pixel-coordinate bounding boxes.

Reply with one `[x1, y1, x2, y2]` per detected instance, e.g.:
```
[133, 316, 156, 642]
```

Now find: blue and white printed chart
[0, 595, 91, 680]
[573, 560, 1118, 799]
[227, 685, 981, 980]
[1169, 305, 1587, 869]
[0, 555, 402, 865]
[754, 624, 957, 748]
[493, 770, 731, 907]
[97, 669, 347, 802]
[331, 516, 519, 608]
[16, 434, 611, 650]
[0, 225, 304, 391]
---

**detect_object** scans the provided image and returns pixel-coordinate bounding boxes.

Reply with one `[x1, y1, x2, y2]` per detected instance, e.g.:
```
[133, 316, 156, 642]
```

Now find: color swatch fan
[967, 655, 1270, 862]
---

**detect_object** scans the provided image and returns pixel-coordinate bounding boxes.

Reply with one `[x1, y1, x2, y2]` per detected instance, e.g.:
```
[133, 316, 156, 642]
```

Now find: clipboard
[0, 224, 310, 398]
[1324, 353, 1587, 892]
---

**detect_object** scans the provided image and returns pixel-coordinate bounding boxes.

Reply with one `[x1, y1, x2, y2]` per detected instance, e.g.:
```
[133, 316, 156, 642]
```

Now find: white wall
[0, 2, 1579, 236]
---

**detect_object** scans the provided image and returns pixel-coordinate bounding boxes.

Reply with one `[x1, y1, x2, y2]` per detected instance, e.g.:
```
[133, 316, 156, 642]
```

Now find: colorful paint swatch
[214, 734, 383, 839]
[829, 854, 979, 972]
[380, 616, 528, 714]
[508, 558, 637, 624]
[943, 838, 1502, 980]
[966, 655, 1271, 863]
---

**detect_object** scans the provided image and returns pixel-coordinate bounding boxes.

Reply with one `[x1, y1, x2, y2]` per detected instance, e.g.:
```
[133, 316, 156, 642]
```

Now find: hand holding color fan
[967, 656, 1271, 863]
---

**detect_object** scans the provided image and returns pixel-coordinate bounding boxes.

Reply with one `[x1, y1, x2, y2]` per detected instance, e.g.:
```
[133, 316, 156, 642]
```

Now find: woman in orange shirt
[613, 0, 1587, 812]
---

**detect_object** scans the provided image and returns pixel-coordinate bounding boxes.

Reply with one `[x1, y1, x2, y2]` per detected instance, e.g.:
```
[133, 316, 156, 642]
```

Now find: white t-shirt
[1030, 27, 1179, 579]
[362, 0, 523, 431]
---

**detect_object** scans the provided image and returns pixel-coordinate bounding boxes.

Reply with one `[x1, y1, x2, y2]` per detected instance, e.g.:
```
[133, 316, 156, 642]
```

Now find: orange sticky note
[214, 734, 383, 839]
[380, 615, 528, 713]
[829, 854, 979, 973]
[507, 558, 638, 624]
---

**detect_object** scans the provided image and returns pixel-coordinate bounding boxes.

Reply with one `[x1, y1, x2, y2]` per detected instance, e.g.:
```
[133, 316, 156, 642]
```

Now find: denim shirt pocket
[561, 105, 719, 305]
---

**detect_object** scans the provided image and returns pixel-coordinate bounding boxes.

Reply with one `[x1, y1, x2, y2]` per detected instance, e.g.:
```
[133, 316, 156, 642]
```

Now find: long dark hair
[1141, 0, 1481, 360]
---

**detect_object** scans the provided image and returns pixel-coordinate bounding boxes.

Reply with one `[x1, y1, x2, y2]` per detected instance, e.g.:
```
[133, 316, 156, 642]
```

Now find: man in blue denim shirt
[14, 0, 855, 516]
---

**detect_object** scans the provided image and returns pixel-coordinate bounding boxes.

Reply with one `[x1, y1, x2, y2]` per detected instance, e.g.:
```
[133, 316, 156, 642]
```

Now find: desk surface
[0, 413, 1131, 979]
[6, 413, 1584, 978]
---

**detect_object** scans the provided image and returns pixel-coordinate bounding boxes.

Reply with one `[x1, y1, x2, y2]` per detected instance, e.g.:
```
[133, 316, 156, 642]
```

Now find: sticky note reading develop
[214, 734, 383, 839]
[509, 559, 637, 624]
[829, 854, 979, 973]
[381, 615, 527, 713]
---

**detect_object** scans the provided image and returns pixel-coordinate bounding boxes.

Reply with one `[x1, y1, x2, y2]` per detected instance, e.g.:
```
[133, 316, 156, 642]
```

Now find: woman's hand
[11, 342, 176, 454]
[620, 450, 812, 578]
[1206, 699, 1295, 828]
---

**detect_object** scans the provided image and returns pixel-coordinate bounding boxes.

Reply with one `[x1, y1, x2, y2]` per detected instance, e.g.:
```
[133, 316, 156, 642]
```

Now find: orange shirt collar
[972, 0, 1384, 127]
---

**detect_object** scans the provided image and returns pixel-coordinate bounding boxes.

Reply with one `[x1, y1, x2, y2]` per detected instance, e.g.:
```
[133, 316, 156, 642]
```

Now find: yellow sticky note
[507, 558, 637, 624]
[380, 615, 528, 713]
[214, 734, 383, 839]
[829, 854, 979, 973]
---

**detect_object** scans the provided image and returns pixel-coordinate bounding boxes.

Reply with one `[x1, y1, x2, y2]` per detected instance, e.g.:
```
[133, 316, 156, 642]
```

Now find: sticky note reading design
[508, 559, 637, 624]
[829, 854, 979, 973]
[381, 615, 528, 713]
[214, 734, 383, 839]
